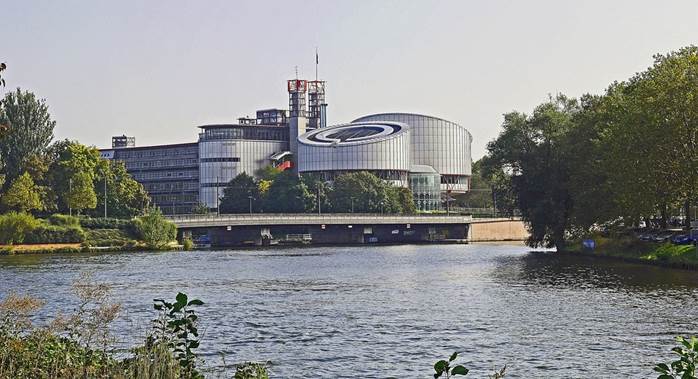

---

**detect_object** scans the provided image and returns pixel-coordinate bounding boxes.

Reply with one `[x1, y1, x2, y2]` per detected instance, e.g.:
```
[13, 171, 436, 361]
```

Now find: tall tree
[483, 95, 579, 249]
[1, 172, 43, 212]
[219, 173, 260, 213]
[263, 171, 314, 213]
[0, 89, 55, 184]
[65, 171, 97, 215]
[89, 161, 149, 218]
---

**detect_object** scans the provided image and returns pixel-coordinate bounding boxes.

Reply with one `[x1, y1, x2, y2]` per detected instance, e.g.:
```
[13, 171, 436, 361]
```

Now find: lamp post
[248, 195, 254, 214]
[317, 184, 322, 215]
[350, 197, 354, 213]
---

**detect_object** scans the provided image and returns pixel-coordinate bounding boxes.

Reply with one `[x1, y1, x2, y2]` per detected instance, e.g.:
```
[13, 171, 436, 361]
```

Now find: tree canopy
[482, 46, 698, 249]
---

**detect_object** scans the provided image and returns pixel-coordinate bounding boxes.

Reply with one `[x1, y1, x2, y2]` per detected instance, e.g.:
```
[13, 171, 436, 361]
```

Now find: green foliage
[24, 224, 85, 244]
[235, 362, 270, 379]
[1, 172, 43, 212]
[83, 228, 134, 247]
[48, 213, 80, 227]
[182, 237, 194, 251]
[0, 89, 55, 185]
[79, 216, 134, 230]
[152, 292, 204, 377]
[219, 173, 261, 213]
[67, 170, 98, 215]
[654, 336, 698, 379]
[132, 208, 177, 249]
[263, 171, 314, 213]
[90, 161, 149, 219]
[0, 212, 40, 244]
[191, 202, 210, 215]
[433, 352, 469, 378]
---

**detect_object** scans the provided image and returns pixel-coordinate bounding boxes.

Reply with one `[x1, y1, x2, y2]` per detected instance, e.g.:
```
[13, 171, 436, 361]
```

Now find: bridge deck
[167, 213, 474, 228]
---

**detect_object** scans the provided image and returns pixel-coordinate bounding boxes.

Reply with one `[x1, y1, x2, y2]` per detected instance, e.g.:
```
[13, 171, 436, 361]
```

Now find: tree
[133, 208, 177, 248]
[48, 141, 101, 214]
[483, 95, 579, 249]
[0, 89, 55, 185]
[219, 173, 260, 213]
[89, 161, 149, 218]
[65, 171, 97, 215]
[330, 171, 399, 213]
[1, 172, 43, 212]
[263, 171, 314, 213]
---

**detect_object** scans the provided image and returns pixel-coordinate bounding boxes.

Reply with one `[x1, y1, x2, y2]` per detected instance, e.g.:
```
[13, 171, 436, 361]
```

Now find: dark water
[1, 244, 698, 378]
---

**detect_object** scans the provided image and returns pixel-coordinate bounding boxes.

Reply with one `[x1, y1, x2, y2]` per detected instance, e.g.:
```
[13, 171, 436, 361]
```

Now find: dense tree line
[0, 87, 149, 218]
[219, 169, 416, 214]
[482, 46, 698, 249]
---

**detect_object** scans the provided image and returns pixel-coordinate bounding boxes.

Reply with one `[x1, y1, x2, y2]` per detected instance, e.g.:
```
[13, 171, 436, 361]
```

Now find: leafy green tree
[483, 95, 578, 249]
[1, 172, 43, 212]
[48, 141, 101, 214]
[329, 171, 402, 213]
[0, 212, 40, 244]
[66, 171, 97, 215]
[133, 208, 177, 248]
[0, 89, 55, 185]
[263, 171, 314, 213]
[219, 173, 260, 213]
[89, 161, 149, 218]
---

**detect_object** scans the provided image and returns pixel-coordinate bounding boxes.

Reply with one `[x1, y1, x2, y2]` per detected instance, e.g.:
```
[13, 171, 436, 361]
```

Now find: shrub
[235, 362, 270, 379]
[182, 237, 194, 251]
[48, 214, 80, 227]
[132, 209, 177, 249]
[84, 228, 135, 247]
[0, 212, 40, 245]
[79, 217, 132, 230]
[25, 225, 86, 244]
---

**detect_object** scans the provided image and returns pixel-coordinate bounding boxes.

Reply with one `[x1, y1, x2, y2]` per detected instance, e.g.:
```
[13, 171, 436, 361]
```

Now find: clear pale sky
[2, 0, 697, 159]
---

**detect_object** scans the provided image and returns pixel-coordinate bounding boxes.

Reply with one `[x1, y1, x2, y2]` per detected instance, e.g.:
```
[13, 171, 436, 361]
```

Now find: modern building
[198, 124, 289, 209]
[101, 77, 472, 213]
[100, 142, 200, 214]
[352, 113, 473, 193]
[296, 114, 472, 211]
[297, 121, 411, 187]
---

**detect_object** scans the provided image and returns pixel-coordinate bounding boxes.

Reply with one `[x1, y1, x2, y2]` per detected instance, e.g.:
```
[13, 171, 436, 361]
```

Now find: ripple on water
[0, 244, 697, 378]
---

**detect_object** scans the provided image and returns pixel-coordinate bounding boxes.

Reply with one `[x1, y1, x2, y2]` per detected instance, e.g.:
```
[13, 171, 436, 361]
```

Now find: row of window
[199, 127, 289, 142]
[115, 147, 198, 159]
[200, 157, 240, 163]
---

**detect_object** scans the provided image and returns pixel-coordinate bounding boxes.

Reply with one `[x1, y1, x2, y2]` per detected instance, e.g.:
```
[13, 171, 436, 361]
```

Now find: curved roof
[298, 121, 408, 147]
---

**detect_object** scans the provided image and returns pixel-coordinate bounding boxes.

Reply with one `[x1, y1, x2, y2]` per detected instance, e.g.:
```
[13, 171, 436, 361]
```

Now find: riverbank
[563, 236, 698, 270]
[0, 242, 182, 255]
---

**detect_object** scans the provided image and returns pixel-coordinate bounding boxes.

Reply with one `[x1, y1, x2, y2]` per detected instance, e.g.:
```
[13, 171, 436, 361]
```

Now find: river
[1, 243, 697, 378]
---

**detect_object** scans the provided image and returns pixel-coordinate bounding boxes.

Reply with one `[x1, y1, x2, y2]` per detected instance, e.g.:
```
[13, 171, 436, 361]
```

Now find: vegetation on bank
[0, 209, 177, 254]
[566, 235, 698, 268]
[0, 275, 271, 378]
[479, 46, 697, 250]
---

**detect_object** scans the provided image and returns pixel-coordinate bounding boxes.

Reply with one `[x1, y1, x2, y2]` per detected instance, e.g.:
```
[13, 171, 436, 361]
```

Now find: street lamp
[248, 196, 254, 214]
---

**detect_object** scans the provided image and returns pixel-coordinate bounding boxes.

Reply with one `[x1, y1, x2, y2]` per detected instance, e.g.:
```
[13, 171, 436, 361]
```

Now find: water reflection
[0, 244, 697, 378]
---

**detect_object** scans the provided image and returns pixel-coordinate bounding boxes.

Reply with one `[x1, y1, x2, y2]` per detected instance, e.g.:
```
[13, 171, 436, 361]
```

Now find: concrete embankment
[468, 219, 529, 242]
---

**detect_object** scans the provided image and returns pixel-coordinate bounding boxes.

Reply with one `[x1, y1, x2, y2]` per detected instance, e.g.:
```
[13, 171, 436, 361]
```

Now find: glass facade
[409, 171, 442, 211]
[198, 125, 289, 209]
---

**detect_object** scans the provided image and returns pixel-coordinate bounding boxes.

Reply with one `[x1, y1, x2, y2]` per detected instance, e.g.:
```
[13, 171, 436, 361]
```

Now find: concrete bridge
[167, 214, 526, 247]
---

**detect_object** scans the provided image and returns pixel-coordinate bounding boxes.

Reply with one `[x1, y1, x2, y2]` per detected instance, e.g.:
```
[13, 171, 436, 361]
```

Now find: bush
[47, 214, 80, 227]
[182, 237, 194, 251]
[25, 225, 86, 244]
[84, 229, 135, 247]
[0, 212, 40, 245]
[79, 217, 133, 230]
[132, 209, 177, 249]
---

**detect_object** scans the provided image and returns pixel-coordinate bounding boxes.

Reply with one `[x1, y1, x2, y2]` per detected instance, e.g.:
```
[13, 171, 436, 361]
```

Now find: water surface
[1, 244, 697, 378]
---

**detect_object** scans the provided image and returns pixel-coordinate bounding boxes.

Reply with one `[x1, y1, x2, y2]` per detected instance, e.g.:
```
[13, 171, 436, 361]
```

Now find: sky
[2, 0, 697, 159]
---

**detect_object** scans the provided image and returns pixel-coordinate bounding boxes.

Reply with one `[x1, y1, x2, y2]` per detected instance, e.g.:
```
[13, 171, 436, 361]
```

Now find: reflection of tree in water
[491, 251, 698, 292]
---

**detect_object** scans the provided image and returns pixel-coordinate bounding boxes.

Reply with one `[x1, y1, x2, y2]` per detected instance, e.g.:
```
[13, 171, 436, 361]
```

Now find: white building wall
[353, 113, 472, 192]
[297, 128, 411, 173]
[199, 139, 287, 208]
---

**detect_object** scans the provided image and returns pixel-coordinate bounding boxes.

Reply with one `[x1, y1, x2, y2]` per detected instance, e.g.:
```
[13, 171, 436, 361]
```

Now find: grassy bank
[564, 235, 698, 269]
